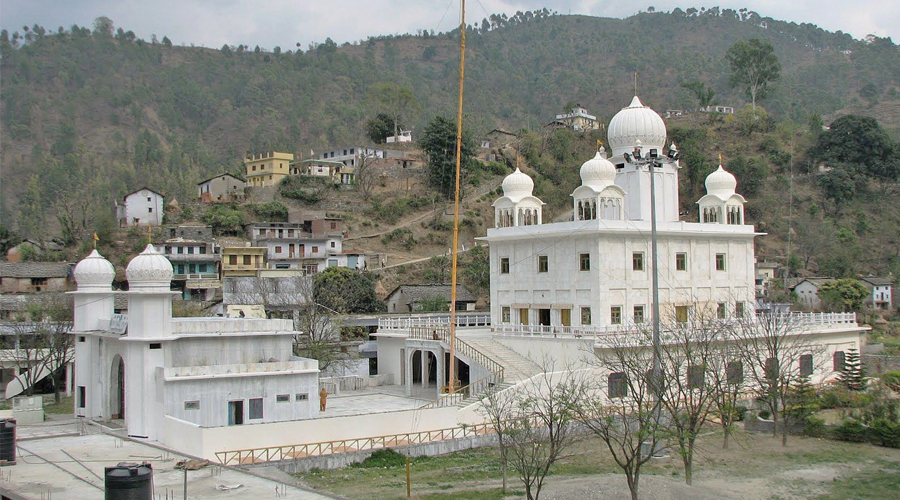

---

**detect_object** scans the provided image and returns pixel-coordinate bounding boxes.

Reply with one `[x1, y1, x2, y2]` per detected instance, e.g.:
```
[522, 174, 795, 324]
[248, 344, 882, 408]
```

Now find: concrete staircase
[462, 338, 542, 384]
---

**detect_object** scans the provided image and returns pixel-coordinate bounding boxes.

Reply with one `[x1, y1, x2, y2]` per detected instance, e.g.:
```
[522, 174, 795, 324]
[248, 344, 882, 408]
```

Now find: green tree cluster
[313, 267, 385, 314]
[420, 115, 478, 198]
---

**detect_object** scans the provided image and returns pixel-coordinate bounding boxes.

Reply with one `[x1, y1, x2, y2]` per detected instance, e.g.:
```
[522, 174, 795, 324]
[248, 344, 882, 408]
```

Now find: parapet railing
[492, 312, 859, 339]
[378, 314, 491, 330]
[214, 421, 495, 466]
[409, 326, 505, 383]
[418, 370, 505, 409]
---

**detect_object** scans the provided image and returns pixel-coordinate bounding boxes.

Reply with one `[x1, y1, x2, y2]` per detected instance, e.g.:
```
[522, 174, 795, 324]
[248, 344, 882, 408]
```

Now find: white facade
[861, 278, 893, 311]
[484, 96, 758, 332]
[117, 188, 164, 227]
[70, 246, 319, 444]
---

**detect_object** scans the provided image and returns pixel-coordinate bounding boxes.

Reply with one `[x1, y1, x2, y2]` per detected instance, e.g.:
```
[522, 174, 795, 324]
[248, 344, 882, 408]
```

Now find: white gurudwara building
[70, 246, 319, 444]
[486, 96, 757, 331]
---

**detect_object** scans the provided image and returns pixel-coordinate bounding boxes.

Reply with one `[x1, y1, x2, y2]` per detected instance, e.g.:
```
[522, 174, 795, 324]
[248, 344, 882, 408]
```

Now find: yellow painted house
[222, 247, 267, 277]
[244, 152, 295, 187]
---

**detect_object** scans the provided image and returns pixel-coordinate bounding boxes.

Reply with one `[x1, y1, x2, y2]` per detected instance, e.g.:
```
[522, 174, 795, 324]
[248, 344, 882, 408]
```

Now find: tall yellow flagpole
[449, 0, 466, 394]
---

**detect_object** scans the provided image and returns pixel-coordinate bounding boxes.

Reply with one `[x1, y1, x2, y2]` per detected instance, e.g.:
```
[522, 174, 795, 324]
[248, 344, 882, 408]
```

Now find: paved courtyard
[2, 432, 342, 500]
[322, 385, 435, 417]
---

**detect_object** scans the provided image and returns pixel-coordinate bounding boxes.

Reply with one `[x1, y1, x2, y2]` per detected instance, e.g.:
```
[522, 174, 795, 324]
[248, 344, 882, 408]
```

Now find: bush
[869, 418, 900, 448]
[882, 371, 900, 392]
[352, 448, 407, 468]
[834, 419, 868, 442]
[803, 416, 827, 438]
[250, 201, 288, 221]
[758, 409, 771, 420]
[734, 405, 748, 422]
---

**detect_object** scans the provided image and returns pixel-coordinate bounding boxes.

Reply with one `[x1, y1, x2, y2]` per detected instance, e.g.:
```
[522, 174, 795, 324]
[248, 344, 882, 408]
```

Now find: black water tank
[105, 462, 152, 500]
[0, 419, 15, 465]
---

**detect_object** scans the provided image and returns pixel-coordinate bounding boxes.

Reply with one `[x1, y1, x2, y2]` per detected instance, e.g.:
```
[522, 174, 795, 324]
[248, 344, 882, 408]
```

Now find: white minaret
[607, 96, 681, 222]
[492, 168, 544, 228]
[123, 244, 175, 439]
[71, 250, 116, 418]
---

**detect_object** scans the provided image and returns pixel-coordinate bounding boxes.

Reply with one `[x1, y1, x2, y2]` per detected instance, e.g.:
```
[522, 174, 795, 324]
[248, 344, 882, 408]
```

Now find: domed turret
[580, 146, 616, 188]
[705, 165, 738, 197]
[501, 167, 535, 199]
[607, 96, 667, 156]
[126, 244, 173, 289]
[74, 250, 115, 291]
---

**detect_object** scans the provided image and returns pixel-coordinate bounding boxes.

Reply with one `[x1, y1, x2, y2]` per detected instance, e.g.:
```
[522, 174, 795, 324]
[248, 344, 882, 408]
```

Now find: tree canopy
[810, 115, 899, 183]
[420, 115, 477, 198]
[818, 278, 868, 312]
[313, 267, 385, 314]
[725, 38, 781, 109]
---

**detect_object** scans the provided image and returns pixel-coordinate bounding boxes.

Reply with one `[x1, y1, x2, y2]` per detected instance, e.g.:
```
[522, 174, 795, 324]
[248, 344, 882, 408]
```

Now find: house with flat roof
[244, 152, 294, 187]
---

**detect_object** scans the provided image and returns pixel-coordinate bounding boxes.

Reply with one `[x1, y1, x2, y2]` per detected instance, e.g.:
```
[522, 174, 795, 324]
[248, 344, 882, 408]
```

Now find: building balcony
[173, 273, 220, 281]
[165, 253, 220, 262]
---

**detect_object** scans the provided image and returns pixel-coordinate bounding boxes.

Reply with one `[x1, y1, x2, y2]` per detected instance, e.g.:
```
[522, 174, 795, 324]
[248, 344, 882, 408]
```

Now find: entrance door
[117, 358, 125, 419]
[519, 308, 529, 325]
[228, 400, 244, 425]
[539, 309, 551, 326]
[561, 309, 571, 327]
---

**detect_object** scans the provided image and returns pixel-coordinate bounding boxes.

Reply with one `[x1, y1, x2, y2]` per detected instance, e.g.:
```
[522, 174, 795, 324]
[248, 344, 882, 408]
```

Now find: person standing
[319, 387, 328, 412]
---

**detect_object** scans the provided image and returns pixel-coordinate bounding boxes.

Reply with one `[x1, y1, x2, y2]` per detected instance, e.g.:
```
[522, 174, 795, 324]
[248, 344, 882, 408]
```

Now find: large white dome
[607, 96, 667, 156]
[501, 167, 534, 199]
[705, 165, 738, 197]
[126, 244, 173, 289]
[580, 147, 616, 188]
[74, 249, 115, 291]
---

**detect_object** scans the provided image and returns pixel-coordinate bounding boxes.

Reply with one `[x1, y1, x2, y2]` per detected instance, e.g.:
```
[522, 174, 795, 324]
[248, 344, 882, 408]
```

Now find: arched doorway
[110, 355, 125, 420]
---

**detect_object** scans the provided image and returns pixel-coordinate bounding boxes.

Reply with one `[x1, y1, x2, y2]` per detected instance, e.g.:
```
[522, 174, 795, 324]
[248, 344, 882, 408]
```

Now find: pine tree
[839, 348, 865, 391]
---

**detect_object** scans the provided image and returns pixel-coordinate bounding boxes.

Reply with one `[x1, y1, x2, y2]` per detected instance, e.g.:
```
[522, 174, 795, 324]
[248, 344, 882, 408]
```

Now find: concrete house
[197, 173, 246, 203]
[860, 277, 893, 311]
[247, 219, 343, 275]
[244, 152, 294, 187]
[116, 187, 164, 227]
[791, 278, 835, 310]
[547, 105, 601, 131]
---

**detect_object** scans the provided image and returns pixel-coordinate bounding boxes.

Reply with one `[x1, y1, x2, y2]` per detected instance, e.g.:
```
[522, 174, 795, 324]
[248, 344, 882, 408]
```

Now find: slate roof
[197, 173, 245, 185]
[387, 283, 477, 304]
[861, 277, 893, 287]
[790, 277, 834, 290]
[0, 262, 73, 278]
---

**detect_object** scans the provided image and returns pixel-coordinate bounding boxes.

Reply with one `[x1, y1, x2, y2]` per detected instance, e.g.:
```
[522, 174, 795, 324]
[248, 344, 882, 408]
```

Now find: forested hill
[1, 8, 898, 234]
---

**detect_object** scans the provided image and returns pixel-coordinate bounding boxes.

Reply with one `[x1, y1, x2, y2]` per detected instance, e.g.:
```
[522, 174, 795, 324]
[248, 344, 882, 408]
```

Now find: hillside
[1, 8, 899, 280]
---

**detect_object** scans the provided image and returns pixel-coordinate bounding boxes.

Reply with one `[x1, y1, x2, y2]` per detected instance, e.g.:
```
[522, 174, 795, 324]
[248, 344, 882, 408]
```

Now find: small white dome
[126, 244, 173, 289]
[501, 168, 534, 198]
[74, 249, 115, 291]
[580, 148, 616, 188]
[705, 165, 738, 197]
[607, 96, 667, 156]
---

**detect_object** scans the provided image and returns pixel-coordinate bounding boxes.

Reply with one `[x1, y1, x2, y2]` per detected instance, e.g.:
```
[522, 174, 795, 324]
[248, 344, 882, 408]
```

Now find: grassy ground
[296, 429, 900, 500]
[43, 394, 74, 414]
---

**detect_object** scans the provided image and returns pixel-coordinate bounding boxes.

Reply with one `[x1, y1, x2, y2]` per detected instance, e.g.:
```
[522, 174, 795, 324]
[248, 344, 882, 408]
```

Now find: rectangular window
[519, 308, 529, 325]
[735, 301, 745, 318]
[610, 306, 622, 325]
[149, 343, 161, 350]
[726, 361, 743, 385]
[833, 351, 845, 372]
[296, 393, 308, 401]
[200, 246, 206, 254]
[580, 253, 590, 271]
[501, 307, 511, 323]
[30, 278, 47, 286]
[633, 305, 645, 323]
[538, 255, 549, 273]
[229, 255, 237, 265]
[675, 305, 689, 323]
[561, 309, 571, 326]
[148, 207, 153, 213]
[187, 246, 194, 254]
[312, 246, 319, 253]
[799, 354, 813, 376]
[687, 365, 705, 389]
[243, 255, 251, 265]
[147, 197, 152, 202]
[78, 386, 86, 408]
[276, 394, 290, 403]
[500, 258, 510, 274]
[330, 241, 336, 248]
[608, 372, 627, 398]
[184, 401, 200, 410]
[581, 307, 591, 325]
[275, 246, 282, 253]
[676, 252, 687, 271]
[79, 336, 86, 343]
[632, 252, 644, 271]
[177, 265, 185, 275]
[717, 302, 726, 319]
[198, 264, 207, 273]
[715, 253, 726, 271]
[249, 398, 263, 419]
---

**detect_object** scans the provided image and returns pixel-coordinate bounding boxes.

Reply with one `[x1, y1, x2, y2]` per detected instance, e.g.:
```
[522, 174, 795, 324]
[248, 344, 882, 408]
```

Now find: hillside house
[247, 219, 343, 274]
[480, 129, 518, 149]
[222, 247, 267, 277]
[386, 130, 413, 143]
[197, 173, 246, 203]
[791, 278, 834, 310]
[385, 284, 477, 313]
[156, 239, 221, 301]
[547, 105, 601, 131]
[0, 262, 74, 294]
[116, 187, 164, 227]
[290, 159, 356, 185]
[244, 152, 294, 187]
[860, 277, 893, 311]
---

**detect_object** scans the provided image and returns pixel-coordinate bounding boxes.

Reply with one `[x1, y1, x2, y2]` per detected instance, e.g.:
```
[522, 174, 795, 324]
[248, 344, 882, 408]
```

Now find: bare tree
[656, 309, 727, 485]
[477, 384, 517, 494]
[481, 363, 584, 500]
[355, 153, 380, 201]
[33, 294, 73, 403]
[729, 313, 823, 446]
[577, 331, 663, 500]
[707, 318, 746, 449]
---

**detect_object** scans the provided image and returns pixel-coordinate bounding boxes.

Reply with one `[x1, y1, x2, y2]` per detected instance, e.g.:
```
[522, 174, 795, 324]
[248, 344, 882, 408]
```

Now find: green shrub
[882, 371, 900, 392]
[250, 201, 288, 221]
[352, 448, 407, 468]
[734, 405, 748, 422]
[868, 418, 900, 448]
[803, 416, 827, 438]
[834, 419, 868, 442]
[758, 409, 771, 420]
